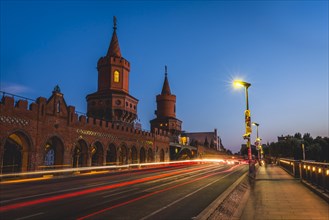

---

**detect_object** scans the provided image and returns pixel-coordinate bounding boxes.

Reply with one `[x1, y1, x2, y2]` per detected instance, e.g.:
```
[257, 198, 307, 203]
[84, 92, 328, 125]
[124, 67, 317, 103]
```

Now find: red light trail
[77, 164, 240, 219]
[0, 164, 210, 212]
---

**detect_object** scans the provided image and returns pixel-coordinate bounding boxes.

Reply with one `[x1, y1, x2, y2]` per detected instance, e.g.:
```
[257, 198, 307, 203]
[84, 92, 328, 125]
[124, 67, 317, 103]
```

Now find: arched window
[57, 101, 60, 113]
[114, 70, 120, 83]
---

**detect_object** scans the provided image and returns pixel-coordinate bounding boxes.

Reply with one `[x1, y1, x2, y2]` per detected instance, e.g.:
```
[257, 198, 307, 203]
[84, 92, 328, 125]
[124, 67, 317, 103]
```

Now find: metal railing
[0, 90, 36, 108]
[278, 158, 329, 193]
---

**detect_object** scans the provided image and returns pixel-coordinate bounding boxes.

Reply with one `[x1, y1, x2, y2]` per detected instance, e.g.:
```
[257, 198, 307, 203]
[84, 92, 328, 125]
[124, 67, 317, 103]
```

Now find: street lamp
[252, 122, 262, 161]
[233, 80, 253, 176]
[252, 122, 259, 137]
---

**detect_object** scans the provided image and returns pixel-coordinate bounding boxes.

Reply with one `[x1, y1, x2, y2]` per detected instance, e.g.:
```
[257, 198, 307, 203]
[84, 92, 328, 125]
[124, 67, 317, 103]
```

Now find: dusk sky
[1, 1, 328, 153]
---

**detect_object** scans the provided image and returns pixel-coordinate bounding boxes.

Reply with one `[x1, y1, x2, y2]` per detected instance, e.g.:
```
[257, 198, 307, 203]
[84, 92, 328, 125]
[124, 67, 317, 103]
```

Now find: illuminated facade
[86, 18, 138, 125]
[0, 18, 170, 174]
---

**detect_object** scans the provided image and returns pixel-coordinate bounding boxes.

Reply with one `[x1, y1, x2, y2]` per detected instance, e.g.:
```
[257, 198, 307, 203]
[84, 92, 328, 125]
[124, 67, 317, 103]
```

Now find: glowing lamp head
[233, 80, 251, 89]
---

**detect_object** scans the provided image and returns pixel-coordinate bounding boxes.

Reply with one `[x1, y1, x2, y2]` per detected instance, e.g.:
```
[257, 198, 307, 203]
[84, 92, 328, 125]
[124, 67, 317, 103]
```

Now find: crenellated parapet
[0, 91, 169, 142]
[97, 56, 130, 71]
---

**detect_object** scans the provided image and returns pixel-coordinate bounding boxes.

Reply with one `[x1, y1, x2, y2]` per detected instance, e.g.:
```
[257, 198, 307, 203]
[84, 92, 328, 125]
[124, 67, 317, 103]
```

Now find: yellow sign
[244, 110, 251, 117]
[244, 110, 252, 135]
[246, 126, 252, 134]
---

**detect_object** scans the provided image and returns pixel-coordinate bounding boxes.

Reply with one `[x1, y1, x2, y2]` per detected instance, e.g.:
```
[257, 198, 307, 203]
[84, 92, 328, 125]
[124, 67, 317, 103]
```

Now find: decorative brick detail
[76, 129, 118, 142]
[0, 115, 29, 126]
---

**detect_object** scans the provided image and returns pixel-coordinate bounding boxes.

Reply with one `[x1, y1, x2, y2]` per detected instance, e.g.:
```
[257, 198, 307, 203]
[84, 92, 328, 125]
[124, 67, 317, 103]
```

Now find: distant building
[277, 135, 294, 142]
[183, 129, 223, 151]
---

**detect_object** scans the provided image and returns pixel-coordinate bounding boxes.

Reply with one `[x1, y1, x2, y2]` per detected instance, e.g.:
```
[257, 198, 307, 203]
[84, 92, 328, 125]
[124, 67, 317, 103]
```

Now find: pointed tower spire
[161, 65, 171, 95]
[150, 65, 182, 135]
[107, 16, 122, 57]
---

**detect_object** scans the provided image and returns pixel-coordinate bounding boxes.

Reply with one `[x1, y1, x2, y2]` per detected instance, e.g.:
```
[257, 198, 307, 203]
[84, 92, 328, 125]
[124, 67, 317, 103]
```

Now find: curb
[279, 166, 329, 204]
[230, 178, 251, 220]
[194, 171, 248, 220]
[300, 180, 329, 203]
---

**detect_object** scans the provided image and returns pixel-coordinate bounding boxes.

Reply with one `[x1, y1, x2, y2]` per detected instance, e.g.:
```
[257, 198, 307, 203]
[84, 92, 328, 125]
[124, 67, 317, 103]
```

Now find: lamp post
[252, 122, 261, 161]
[252, 122, 259, 138]
[233, 80, 253, 175]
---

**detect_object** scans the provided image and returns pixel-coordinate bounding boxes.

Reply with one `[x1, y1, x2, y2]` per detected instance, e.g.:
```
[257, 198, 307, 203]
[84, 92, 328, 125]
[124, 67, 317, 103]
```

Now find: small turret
[150, 66, 182, 137]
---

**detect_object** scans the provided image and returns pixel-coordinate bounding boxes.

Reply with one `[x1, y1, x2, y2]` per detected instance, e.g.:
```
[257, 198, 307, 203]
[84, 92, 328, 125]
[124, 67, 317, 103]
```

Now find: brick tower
[150, 66, 182, 137]
[86, 17, 138, 125]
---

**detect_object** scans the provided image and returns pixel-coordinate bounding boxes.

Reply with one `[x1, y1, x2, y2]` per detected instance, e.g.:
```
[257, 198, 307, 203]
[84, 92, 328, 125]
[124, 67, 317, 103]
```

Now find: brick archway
[159, 148, 165, 162]
[118, 144, 128, 165]
[72, 139, 88, 168]
[91, 141, 103, 166]
[147, 148, 153, 163]
[1, 130, 33, 173]
[131, 146, 138, 164]
[43, 136, 65, 169]
[140, 147, 146, 163]
[106, 143, 117, 165]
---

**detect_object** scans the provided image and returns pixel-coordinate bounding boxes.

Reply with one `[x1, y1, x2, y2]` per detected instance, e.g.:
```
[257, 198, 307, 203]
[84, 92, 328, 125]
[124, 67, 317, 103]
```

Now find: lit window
[114, 70, 120, 82]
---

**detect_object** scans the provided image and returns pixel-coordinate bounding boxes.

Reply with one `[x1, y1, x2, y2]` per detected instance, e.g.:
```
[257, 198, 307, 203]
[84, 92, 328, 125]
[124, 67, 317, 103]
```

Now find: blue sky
[1, 1, 328, 153]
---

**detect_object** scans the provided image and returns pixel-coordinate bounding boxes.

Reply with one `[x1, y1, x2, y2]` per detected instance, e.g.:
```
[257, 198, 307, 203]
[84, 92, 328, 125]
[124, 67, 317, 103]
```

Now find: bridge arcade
[0, 91, 169, 174]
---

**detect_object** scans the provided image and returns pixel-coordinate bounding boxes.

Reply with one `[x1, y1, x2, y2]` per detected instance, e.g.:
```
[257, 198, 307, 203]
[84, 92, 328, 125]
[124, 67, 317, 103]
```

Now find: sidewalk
[236, 165, 329, 220]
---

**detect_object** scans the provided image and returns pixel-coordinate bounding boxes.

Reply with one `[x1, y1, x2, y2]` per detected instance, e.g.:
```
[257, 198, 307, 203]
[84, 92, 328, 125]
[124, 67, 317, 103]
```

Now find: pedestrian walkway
[237, 164, 329, 220]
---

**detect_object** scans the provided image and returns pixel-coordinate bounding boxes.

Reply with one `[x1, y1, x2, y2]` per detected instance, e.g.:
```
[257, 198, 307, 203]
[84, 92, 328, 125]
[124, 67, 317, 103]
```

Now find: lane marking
[141, 165, 226, 193]
[77, 165, 242, 220]
[103, 188, 139, 198]
[15, 212, 44, 220]
[97, 166, 224, 205]
[140, 166, 245, 219]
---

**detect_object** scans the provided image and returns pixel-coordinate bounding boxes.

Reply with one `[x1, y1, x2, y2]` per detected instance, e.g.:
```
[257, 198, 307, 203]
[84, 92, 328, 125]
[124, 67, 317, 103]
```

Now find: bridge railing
[278, 159, 329, 193]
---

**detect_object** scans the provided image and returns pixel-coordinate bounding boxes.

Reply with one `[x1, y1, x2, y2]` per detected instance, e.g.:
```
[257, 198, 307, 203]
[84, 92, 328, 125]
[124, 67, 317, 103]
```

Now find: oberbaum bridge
[0, 18, 227, 174]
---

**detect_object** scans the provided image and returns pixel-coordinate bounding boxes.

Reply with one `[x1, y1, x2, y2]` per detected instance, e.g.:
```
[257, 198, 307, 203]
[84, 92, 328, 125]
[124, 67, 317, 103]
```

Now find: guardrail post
[321, 165, 327, 192]
[299, 161, 303, 182]
[320, 165, 324, 190]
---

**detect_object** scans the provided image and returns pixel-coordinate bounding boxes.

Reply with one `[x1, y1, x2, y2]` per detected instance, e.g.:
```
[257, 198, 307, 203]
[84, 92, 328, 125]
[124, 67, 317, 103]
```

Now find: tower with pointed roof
[150, 66, 182, 137]
[86, 17, 138, 125]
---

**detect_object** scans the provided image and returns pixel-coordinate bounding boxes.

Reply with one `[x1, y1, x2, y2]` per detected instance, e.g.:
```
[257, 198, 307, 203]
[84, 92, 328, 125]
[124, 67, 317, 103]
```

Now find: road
[0, 162, 247, 220]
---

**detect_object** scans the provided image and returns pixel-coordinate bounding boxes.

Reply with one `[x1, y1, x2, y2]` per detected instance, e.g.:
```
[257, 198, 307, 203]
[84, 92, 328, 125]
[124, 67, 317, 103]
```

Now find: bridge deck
[237, 165, 329, 219]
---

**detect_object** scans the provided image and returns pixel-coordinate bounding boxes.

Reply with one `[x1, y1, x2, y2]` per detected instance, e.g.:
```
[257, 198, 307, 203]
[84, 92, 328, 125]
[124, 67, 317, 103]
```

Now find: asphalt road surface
[0, 162, 248, 220]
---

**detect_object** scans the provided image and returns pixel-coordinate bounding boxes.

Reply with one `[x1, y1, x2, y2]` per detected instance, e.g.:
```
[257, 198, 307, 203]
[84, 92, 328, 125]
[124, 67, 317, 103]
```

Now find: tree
[314, 136, 329, 162]
[268, 133, 328, 162]
[294, 132, 302, 139]
[226, 149, 233, 155]
[204, 137, 209, 147]
[303, 133, 313, 145]
[210, 139, 215, 149]
[189, 139, 199, 147]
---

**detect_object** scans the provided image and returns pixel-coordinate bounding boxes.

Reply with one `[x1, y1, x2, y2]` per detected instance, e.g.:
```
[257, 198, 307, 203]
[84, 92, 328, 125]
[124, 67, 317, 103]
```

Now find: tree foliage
[268, 133, 329, 162]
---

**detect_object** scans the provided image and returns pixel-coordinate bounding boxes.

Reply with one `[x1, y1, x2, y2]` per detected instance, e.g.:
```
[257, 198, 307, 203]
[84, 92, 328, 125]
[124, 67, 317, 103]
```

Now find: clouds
[0, 82, 32, 95]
